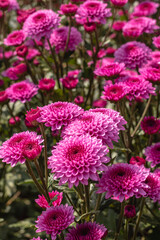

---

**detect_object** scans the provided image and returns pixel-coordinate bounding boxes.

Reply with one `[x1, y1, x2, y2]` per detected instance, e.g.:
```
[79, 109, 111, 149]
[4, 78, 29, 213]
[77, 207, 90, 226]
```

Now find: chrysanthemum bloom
[0, 0, 9, 10]
[17, 8, 36, 24]
[37, 101, 84, 131]
[112, 21, 126, 31]
[0, 131, 43, 167]
[65, 222, 108, 240]
[4, 30, 26, 46]
[22, 138, 42, 160]
[140, 67, 160, 83]
[154, 169, 160, 178]
[46, 27, 82, 54]
[130, 156, 146, 166]
[48, 135, 109, 188]
[6, 81, 38, 103]
[132, 1, 159, 17]
[143, 173, 160, 203]
[26, 48, 40, 61]
[94, 62, 125, 79]
[16, 45, 28, 57]
[150, 51, 160, 67]
[23, 9, 60, 40]
[0, 90, 8, 103]
[62, 111, 120, 148]
[141, 116, 160, 135]
[35, 204, 74, 240]
[153, 36, 160, 49]
[89, 108, 127, 131]
[74, 96, 84, 104]
[35, 191, 63, 208]
[84, 22, 97, 32]
[38, 78, 55, 91]
[75, 0, 112, 24]
[124, 205, 136, 219]
[114, 41, 152, 69]
[2, 63, 27, 81]
[123, 76, 155, 101]
[26, 107, 41, 126]
[60, 3, 78, 16]
[60, 71, 79, 89]
[110, 0, 128, 8]
[122, 24, 143, 38]
[144, 142, 160, 167]
[102, 83, 129, 102]
[9, 116, 20, 125]
[97, 163, 149, 202]
[92, 99, 107, 108]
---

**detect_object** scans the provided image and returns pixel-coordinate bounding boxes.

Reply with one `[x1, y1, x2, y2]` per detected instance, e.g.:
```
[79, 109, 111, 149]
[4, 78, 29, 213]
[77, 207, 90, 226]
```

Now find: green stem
[114, 201, 125, 240]
[63, 16, 72, 58]
[84, 184, 90, 213]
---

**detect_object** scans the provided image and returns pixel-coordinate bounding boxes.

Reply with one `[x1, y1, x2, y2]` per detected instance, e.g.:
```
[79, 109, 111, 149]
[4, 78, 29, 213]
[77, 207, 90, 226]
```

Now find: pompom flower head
[141, 116, 160, 135]
[140, 67, 160, 83]
[46, 27, 82, 54]
[124, 205, 136, 219]
[4, 30, 26, 46]
[111, 0, 128, 8]
[37, 101, 84, 131]
[23, 9, 60, 40]
[97, 163, 149, 202]
[130, 156, 146, 166]
[144, 172, 160, 203]
[94, 62, 125, 79]
[38, 78, 55, 91]
[35, 191, 63, 208]
[114, 41, 152, 69]
[132, 1, 159, 17]
[6, 80, 38, 103]
[48, 135, 109, 188]
[144, 142, 160, 167]
[0, 131, 43, 167]
[153, 36, 160, 49]
[35, 204, 74, 240]
[75, 0, 111, 24]
[66, 222, 108, 240]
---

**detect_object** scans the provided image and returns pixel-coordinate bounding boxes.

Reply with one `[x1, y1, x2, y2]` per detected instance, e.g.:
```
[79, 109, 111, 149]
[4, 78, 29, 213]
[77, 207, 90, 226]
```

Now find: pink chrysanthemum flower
[60, 70, 80, 89]
[141, 116, 160, 135]
[94, 62, 125, 79]
[123, 76, 155, 101]
[75, 0, 111, 24]
[6, 80, 38, 103]
[114, 41, 152, 69]
[9, 116, 20, 125]
[74, 96, 84, 104]
[111, 0, 128, 8]
[2, 63, 27, 80]
[97, 163, 149, 202]
[0, 0, 9, 10]
[4, 30, 26, 46]
[102, 83, 129, 102]
[132, 1, 159, 17]
[16, 45, 28, 57]
[112, 21, 126, 31]
[89, 108, 127, 131]
[143, 173, 160, 203]
[46, 27, 82, 54]
[154, 169, 160, 178]
[130, 156, 146, 166]
[84, 22, 97, 32]
[92, 99, 107, 108]
[26, 107, 41, 126]
[60, 3, 78, 16]
[62, 111, 120, 148]
[38, 78, 55, 91]
[122, 23, 143, 38]
[0, 90, 8, 103]
[8, 0, 19, 11]
[0, 131, 43, 167]
[35, 204, 74, 240]
[35, 191, 63, 208]
[140, 67, 160, 83]
[22, 139, 42, 160]
[23, 10, 60, 40]
[17, 8, 36, 24]
[48, 135, 109, 188]
[144, 142, 160, 167]
[37, 101, 84, 131]
[124, 205, 136, 219]
[153, 36, 160, 49]
[65, 222, 108, 240]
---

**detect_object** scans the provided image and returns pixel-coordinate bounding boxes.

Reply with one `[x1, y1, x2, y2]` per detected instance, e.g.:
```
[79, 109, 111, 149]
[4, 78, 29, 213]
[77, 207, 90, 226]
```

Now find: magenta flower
[16, 45, 28, 57]
[35, 204, 74, 240]
[140, 67, 160, 83]
[62, 111, 120, 148]
[113, 21, 126, 31]
[17, 8, 36, 24]
[66, 222, 108, 240]
[38, 78, 55, 91]
[75, 0, 111, 24]
[114, 41, 152, 69]
[0, 0, 9, 9]
[60, 3, 78, 16]
[22, 139, 42, 160]
[111, 0, 128, 7]
[144, 173, 160, 203]
[4, 30, 26, 46]
[0, 131, 43, 167]
[141, 116, 160, 135]
[144, 142, 160, 167]
[153, 36, 160, 49]
[37, 101, 84, 131]
[97, 163, 149, 202]
[130, 156, 146, 166]
[23, 9, 60, 40]
[94, 62, 125, 79]
[26, 107, 41, 126]
[74, 96, 84, 104]
[48, 134, 109, 188]
[124, 205, 136, 219]
[3, 63, 27, 80]
[9, 116, 20, 125]
[102, 83, 129, 102]
[92, 99, 107, 108]
[60, 70, 80, 89]
[0, 90, 8, 103]
[89, 108, 127, 131]
[123, 23, 143, 38]
[8, 0, 19, 11]
[84, 22, 97, 32]
[6, 80, 38, 103]
[35, 191, 63, 208]
[132, 1, 159, 17]
[46, 27, 82, 53]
